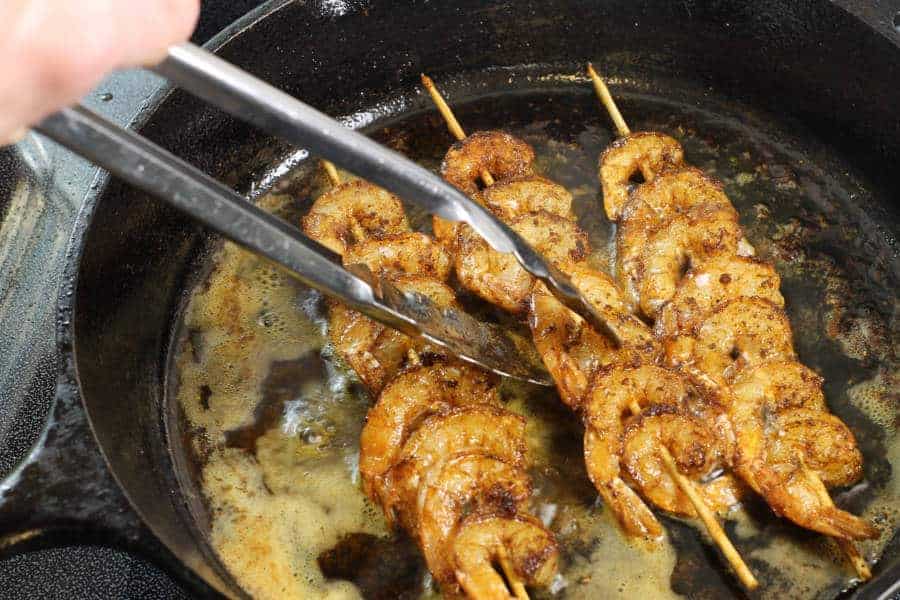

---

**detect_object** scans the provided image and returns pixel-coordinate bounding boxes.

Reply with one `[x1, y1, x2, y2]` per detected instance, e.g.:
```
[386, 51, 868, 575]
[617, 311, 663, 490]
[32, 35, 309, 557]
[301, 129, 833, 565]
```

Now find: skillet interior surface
[165, 68, 900, 599]
[68, 0, 900, 598]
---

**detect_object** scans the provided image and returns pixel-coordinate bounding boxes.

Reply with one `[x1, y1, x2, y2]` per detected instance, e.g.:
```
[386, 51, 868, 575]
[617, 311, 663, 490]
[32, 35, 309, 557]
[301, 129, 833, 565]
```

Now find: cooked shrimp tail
[752, 466, 878, 540]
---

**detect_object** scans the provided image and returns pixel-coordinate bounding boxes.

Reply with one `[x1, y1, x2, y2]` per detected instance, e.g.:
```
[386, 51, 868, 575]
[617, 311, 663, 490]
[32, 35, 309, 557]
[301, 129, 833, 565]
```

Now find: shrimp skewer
[306, 162, 555, 599]
[622, 402, 755, 587]
[423, 75, 758, 589]
[589, 63, 875, 578]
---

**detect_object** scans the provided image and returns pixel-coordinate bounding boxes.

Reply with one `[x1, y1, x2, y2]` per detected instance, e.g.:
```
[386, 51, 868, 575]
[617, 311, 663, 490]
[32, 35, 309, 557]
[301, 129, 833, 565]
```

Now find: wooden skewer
[590, 63, 870, 583]
[587, 64, 630, 138]
[321, 159, 342, 186]
[420, 74, 495, 187]
[626, 402, 758, 589]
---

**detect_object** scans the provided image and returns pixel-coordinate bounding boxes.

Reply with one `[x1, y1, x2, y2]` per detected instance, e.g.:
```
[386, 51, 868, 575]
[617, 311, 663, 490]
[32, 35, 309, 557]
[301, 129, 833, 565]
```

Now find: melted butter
[204, 447, 378, 599]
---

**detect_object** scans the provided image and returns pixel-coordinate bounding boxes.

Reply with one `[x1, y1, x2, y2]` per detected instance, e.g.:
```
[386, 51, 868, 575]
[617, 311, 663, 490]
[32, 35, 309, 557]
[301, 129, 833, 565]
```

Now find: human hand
[0, 0, 199, 144]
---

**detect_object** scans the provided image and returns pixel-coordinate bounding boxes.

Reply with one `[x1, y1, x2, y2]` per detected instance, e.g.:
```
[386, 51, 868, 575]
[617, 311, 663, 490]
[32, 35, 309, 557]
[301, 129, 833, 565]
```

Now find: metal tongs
[35, 43, 613, 386]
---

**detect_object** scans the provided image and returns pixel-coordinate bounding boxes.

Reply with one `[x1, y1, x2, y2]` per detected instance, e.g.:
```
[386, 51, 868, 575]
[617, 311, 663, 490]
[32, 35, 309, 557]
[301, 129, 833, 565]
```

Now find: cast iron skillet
[32, 0, 900, 597]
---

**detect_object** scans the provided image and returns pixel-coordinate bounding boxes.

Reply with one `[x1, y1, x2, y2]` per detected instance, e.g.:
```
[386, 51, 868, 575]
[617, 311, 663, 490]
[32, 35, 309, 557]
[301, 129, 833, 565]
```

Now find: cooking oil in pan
[169, 78, 899, 599]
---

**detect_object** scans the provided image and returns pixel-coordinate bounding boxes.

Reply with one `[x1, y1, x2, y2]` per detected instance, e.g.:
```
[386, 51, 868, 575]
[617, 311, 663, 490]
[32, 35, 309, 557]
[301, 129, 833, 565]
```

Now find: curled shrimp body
[454, 211, 589, 313]
[621, 168, 734, 224]
[730, 360, 827, 413]
[770, 409, 864, 488]
[529, 266, 657, 408]
[730, 362, 862, 488]
[582, 364, 698, 538]
[343, 231, 452, 281]
[729, 372, 877, 540]
[621, 405, 742, 517]
[598, 132, 684, 221]
[654, 256, 783, 339]
[359, 360, 500, 501]
[418, 454, 532, 584]
[452, 515, 559, 600]
[665, 297, 796, 387]
[441, 131, 536, 196]
[435, 131, 536, 251]
[480, 176, 574, 222]
[380, 406, 527, 532]
[302, 180, 409, 255]
[633, 209, 747, 317]
[616, 169, 737, 300]
[327, 275, 457, 393]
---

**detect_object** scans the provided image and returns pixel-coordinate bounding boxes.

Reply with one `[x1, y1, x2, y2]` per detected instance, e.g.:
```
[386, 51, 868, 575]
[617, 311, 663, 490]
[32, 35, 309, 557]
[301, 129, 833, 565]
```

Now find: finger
[0, 0, 200, 143]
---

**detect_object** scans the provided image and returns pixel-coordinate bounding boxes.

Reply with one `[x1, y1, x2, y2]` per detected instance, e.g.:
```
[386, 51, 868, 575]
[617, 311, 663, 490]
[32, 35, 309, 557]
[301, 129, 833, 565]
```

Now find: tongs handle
[154, 44, 498, 246]
[36, 105, 417, 335]
[155, 44, 619, 343]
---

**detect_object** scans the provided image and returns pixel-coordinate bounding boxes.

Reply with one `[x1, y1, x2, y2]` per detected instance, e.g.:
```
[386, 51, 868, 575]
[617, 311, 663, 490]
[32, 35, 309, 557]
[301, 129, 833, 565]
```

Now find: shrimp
[454, 211, 589, 313]
[302, 179, 409, 255]
[343, 231, 452, 281]
[729, 370, 877, 540]
[480, 176, 574, 222]
[615, 169, 738, 305]
[418, 454, 532, 584]
[665, 297, 796, 387]
[598, 132, 684, 221]
[435, 131, 536, 250]
[654, 256, 783, 339]
[770, 409, 864, 488]
[631, 209, 747, 317]
[359, 360, 500, 501]
[730, 362, 862, 487]
[730, 360, 827, 413]
[327, 276, 458, 393]
[327, 302, 412, 394]
[621, 405, 742, 517]
[529, 266, 657, 408]
[452, 515, 559, 600]
[582, 364, 700, 538]
[620, 167, 734, 225]
[441, 131, 536, 196]
[380, 406, 527, 531]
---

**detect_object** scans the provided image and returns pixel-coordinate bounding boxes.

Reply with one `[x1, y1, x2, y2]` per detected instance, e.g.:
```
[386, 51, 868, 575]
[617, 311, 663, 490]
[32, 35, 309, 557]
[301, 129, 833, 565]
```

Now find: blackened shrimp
[582, 364, 697, 538]
[665, 297, 796, 387]
[452, 515, 559, 600]
[418, 454, 532, 584]
[441, 131, 535, 196]
[435, 131, 536, 251]
[598, 131, 684, 221]
[343, 231, 452, 281]
[380, 405, 528, 531]
[327, 275, 457, 393]
[302, 179, 409, 255]
[359, 360, 500, 501]
[654, 255, 783, 339]
[454, 211, 589, 313]
[730, 368, 876, 540]
[529, 265, 656, 408]
[621, 405, 743, 517]
[632, 209, 748, 317]
[480, 176, 574, 222]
